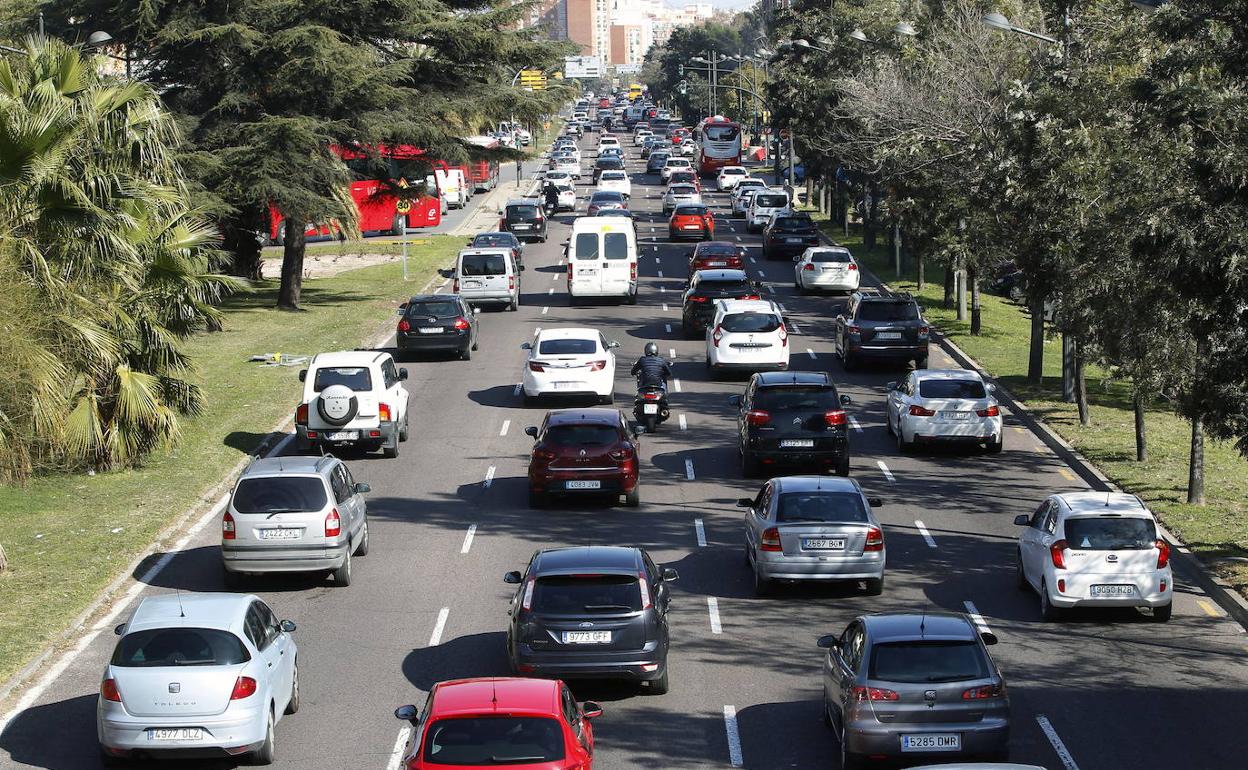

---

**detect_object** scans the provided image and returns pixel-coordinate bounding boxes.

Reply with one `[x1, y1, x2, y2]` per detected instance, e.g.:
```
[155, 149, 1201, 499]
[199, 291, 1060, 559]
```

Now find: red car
[525, 409, 641, 507]
[669, 204, 715, 241]
[394, 677, 601, 770]
[667, 169, 700, 191]
[688, 240, 745, 274]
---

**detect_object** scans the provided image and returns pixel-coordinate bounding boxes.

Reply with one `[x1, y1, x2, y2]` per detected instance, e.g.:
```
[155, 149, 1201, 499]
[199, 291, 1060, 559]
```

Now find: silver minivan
[746, 189, 792, 233]
[221, 455, 370, 587]
[455, 247, 522, 311]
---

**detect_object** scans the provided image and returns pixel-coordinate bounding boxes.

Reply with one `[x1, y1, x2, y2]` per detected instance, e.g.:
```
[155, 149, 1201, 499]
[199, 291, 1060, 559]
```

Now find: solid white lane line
[673, 378, 682, 392]
[429, 607, 450, 646]
[679, 413, 687, 430]
[1036, 715, 1081, 770]
[963, 600, 992, 636]
[513, 383, 522, 396]
[387, 725, 412, 770]
[707, 597, 723, 634]
[665, 323, 672, 333]
[685, 459, 695, 480]
[876, 460, 895, 482]
[499, 420, 511, 436]
[806, 348, 816, 359]
[849, 416, 862, 433]
[484, 465, 496, 488]
[914, 520, 937, 548]
[695, 518, 707, 546]
[541, 306, 549, 315]
[460, 524, 477, 554]
[724, 705, 744, 767]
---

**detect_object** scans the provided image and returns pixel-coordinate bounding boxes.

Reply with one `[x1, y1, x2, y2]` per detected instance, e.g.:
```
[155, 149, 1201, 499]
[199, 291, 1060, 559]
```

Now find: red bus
[267, 144, 445, 245]
[696, 116, 743, 177]
[463, 136, 502, 193]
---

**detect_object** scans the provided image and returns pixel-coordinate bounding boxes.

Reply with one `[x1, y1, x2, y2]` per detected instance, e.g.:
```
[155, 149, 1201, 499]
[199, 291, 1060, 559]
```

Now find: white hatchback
[794, 246, 861, 292]
[553, 157, 581, 180]
[706, 299, 790, 374]
[544, 170, 574, 187]
[596, 136, 621, 155]
[716, 166, 749, 191]
[885, 369, 1003, 453]
[660, 157, 693, 183]
[521, 327, 620, 405]
[1013, 492, 1173, 621]
[597, 170, 632, 199]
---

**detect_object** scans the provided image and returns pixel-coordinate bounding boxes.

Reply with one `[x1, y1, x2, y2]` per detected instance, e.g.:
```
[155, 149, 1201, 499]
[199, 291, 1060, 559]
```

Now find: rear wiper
[262, 509, 302, 517]
[925, 675, 974, 683]
[584, 604, 633, 611]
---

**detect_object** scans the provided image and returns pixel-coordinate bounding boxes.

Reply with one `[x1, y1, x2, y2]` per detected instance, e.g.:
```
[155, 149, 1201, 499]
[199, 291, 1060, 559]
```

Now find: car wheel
[1015, 550, 1029, 591]
[986, 433, 1004, 454]
[528, 489, 546, 509]
[285, 659, 300, 715]
[399, 414, 409, 442]
[835, 454, 850, 477]
[459, 345, 472, 361]
[624, 485, 640, 508]
[331, 546, 352, 587]
[471, 335, 479, 351]
[354, 519, 369, 556]
[598, 393, 614, 405]
[647, 666, 669, 695]
[822, 696, 835, 728]
[522, 393, 537, 407]
[626, 291, 638, 306]
[1151, 602, 1173, 622]
[752, 566, 771, 597]
[864, 576, 884, 596]
[896, 425, 912, 454]
[251, 711, 275, 765]
[382, 434, 399, 458]
[1039, 580, 1062, 621]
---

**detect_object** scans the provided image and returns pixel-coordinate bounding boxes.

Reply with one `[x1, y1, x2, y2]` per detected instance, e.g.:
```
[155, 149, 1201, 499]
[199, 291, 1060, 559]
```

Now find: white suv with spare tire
[295, 350, 410, 458]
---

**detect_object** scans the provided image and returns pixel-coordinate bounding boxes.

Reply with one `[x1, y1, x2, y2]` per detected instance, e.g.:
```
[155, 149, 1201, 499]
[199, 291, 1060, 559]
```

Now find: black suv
[504, 546, 678, 694]
[681, 269, 762, 338]
[834, 292, 930, 370]
[501, 199, 547, 243]
[729, 371, 853, 477]
[762, 213, 820, 260]
[395, 294, 479, 360]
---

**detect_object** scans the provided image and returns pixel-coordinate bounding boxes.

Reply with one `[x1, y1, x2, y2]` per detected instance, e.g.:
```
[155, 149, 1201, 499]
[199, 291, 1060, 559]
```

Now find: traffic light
[678, 64, 684, 76]
[679, 81, 687, 95]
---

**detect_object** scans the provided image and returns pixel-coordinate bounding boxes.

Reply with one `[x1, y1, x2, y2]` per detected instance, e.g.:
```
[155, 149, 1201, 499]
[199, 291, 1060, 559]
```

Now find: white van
[566, 216, 638, 305]
[455, 248, 522, 311]
[436, 168, 469, 210]
[746, 189, 792, 233]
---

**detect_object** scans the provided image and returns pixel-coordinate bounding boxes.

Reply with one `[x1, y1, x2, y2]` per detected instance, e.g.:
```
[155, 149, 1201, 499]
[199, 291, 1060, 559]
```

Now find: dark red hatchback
[688, 240, 746, 275]
[525, 409, 642, 508]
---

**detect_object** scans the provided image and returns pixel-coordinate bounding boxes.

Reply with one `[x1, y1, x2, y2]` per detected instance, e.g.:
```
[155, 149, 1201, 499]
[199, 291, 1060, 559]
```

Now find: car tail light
[848, 263, 858, 271]
[567, 263, 573, 281]
[521, 577, 536, 610]
[1050, 539, 1068, 569]
[803, 263, 816, 271]
[609, 444, 635, 461]
[824, 410, 847, 427]
[846, 325, 861, 336]
[528, 361, 546, 372]
[746, 409, 770, 426]
[101, 678, 122, 703]
[453, 317, 470, 331]
[712, 324, 724, 347]
[1156, 539, 1170, 568]
[688, 295, 708, 303]
[397, 318, 411, 332]
[977, 405, 1000, 417]
[643, 391, 660, 400]
[638, 572, 653, 608]
[864, 526, 884, 552]
[453, 279, 459, 292]
[222, 511, 236, 540]
[588, 360, 608, 372]
[850, 686, 898, 702]
[230, 676, 258, 700]
[295, 403, 308, 425]
[325, 509, 342, 538]
[779, 326, 788, 347]
[760, 527, 782, 552]
[509, 276, 515, 291]
[909, 405, 936, 417]
[630, 262, 637, 281]
[379, 403, 392, 422]
[743, 294, 760, 300]
[962, 683, 1005, 700]
[918, 326, 930, 337]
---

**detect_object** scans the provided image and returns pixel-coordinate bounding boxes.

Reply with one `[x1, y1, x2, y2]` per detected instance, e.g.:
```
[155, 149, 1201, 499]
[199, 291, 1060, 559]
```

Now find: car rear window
[675, 205, 708, 216]
[721, 312, 781, 333]
[112, 628, 250, 667]
[506, 205, 539, 219]
[772, 217, 815, 231]
[753, 386, 838, 411]
[869, 641, 990, 684]
[776, 492, 869, 523]
[471, 234, 516, 249]
[859, 301, 920, 322]
[537, 338, 597, 355]
[1064, 517, 1156, 549]
[810, 250, 852, 263]
[592, 192, 625, 202]
[918, 380, 986, 399]
[532, 575, 642, 613]
[696, 280, 751, 295]
[422, 716, 565, 765]
[669, 185, 697, 195]
[312, 366, 371, 392]
[754, 194, 788, 208]
[405, 300, 460, 318]
[232, 476, 327, 514]
[544, 424, 619, 446]
[604, 232, 629, 260]
[460, 253, 507, 276]
[601, 171, 627, 180]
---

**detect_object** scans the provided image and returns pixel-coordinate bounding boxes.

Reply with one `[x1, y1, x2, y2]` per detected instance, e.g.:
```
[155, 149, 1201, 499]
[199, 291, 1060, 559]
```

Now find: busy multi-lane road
[2, 124, 1246, 770]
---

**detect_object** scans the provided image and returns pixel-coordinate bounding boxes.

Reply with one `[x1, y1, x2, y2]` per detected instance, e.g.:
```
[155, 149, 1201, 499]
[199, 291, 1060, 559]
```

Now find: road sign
[395, 199, 412, 213]
[519, 69, 547, 90]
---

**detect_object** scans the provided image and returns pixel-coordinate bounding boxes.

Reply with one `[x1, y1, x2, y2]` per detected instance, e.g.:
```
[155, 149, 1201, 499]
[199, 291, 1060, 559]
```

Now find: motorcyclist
[542, 180, 560, 211]
[631, 342, 673, 391]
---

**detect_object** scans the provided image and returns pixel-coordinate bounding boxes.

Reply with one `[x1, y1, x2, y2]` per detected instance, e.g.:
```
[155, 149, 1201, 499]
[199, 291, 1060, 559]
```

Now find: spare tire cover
[317, 384, 358, 426]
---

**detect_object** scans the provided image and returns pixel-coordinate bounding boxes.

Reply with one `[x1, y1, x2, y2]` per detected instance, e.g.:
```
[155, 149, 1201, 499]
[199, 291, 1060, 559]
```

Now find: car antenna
[176, 589, 186, 618]
[1105, 490, 1111, 507]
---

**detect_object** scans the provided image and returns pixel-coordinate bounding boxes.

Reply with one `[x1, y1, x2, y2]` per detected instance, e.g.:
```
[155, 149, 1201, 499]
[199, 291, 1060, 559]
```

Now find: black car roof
[533, 546, 642, 574]
[755, 371, 832, 387]
[861, 612, 978, 642]
[406, 294, 461, 304]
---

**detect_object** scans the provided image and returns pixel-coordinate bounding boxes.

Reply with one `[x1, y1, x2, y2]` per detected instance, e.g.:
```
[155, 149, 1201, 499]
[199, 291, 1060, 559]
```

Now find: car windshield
[859, 301, 920, 322]
[112, 628, 250, 668]
[532, 575, 642, 613]
[506, 205, 540, 220]
[776, 492, 869, 523]
[870, 641, 990, 684]
[471, 234, 516, 249]
[537, 338, 597, 355]
[1064, 517, 1156, 549]
[405, 300, 461, 318]
[232, 476, 327, 514]
[422, 717, 565, 765]
[772, 217, 815, 231]
[810, 250, 852, 263]
[754, 194, 788, 208]
[460, 253, 507, 276]
[753, 386, 839, 411]
[675, 205, 708, 216]
[312, 366, 371, 392]
[544, 424, 619, 446]
[721, 312, 781, 333]
[919, 379, 987, 399]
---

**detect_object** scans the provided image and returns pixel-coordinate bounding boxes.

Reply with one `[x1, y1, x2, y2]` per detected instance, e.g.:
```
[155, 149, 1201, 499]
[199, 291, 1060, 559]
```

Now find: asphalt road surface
[3, 129, 1247, 770]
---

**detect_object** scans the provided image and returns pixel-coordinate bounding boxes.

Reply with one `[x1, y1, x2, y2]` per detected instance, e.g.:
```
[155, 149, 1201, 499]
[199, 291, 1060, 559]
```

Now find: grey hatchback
[819, 613, 1010, 769]
[739, 476, 885, 596]
[504, 546, 678, 694]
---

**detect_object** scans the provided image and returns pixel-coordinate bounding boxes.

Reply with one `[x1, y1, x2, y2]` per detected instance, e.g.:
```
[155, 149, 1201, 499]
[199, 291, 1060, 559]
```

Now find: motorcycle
[633, 382, 671, 433]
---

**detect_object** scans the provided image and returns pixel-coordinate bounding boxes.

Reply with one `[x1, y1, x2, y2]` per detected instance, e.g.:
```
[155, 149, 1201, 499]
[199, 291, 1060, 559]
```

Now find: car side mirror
[114, 623, 126, 636]
[397, 302, 408, 316]
[280, 619, 297, 633]
[816, 633, 841, 649]
[867, 497, 883, 508]
[1013, 514, 1031, 526]
[728, 395, 742, 407]
[520, 342, 533, 350]
[394, 705, 420, 724]
[298, 369, 307, 382]
[398, 368, 408, 381]
[736, 497, 753, 508]
[840, 394, 852, 406]
[524, 426, 539, 438]
[581, 701, 603, 719]
[980, 631, 999, 646]
[503, 570, 523, 584]
[354, 482, 372, 494]
[662, 567, 679, 582]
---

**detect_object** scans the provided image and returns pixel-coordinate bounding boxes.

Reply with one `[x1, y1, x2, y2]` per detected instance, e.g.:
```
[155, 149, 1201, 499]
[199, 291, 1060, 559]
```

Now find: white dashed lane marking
[695, 518, 707, 546]
[460, 525, 477, 554]
[1036, 715, 1081, 770]
[963, 600, 992, 636]
[483, 465, 496, 488]
[876, 460, 895, 482]
[723, 706, 743, 766]
[849, 415, 862, 433]
[707, 597, 723, 634]
[499, 420, 510, 436]
[914, 520, 937, 548]
[685, 459, 696, 480]
[679, 413, 687, 430]
[428, 607, 450, 647]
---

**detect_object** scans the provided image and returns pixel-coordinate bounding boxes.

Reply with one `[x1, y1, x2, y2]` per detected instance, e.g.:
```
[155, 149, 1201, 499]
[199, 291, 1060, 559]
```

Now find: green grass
[823, 222, 1248, 593]
[0, 236, 461, 686]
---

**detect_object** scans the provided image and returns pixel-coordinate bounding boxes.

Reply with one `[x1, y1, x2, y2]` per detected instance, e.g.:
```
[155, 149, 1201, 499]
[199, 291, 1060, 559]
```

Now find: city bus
[696, 116, 743, 177]
[267, 144, 445, 245]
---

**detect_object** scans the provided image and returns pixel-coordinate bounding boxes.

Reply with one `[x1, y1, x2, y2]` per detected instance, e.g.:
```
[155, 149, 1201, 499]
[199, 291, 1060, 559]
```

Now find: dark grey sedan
[819, 613, 1011, 768]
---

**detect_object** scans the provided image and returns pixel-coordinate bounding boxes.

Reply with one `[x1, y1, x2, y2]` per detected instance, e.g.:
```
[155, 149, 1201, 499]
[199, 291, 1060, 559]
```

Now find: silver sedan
[739, 475, 886, 596]
[662, 183, 701, 213]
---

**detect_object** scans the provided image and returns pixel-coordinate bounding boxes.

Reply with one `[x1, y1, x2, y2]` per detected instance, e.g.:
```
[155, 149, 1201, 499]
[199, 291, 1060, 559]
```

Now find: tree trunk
[1027, 293, 1045, 384]
[916, 250, 925, 291]
[0, 541, 7, 573]
[226, 225, 264, 281]
[1187, 414, 1205, 505]
[943, 264, 954, 309]
[1074, 340, 1089, 426]
[969, 266, 982, 335]
[1134, 391, 1147, 462]
[277, 224, 307, 311]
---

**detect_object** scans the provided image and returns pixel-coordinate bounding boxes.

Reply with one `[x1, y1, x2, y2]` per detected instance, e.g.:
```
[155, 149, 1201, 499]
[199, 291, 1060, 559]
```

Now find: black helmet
[644, 342, 659, 356]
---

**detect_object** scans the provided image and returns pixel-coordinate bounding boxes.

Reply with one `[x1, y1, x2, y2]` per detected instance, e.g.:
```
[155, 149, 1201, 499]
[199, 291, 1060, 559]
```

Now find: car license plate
[418, 327, 443, 334]
[902, 734, 960, 752]
[562, 630, 611, 644]
[148, 728, 203, 741]
[259, 528, 302, 541]
[513, 224, 530, 229]
[326, 431, 358, 441]
[1091, 584, 1137, 597]
[708, 261, 726, 267]
[552, 382, 581, 390]
[786, 237, 802, 243]
[940, 411, 971, 420]
[565, 480, 602, 490]
[464, 280, 482, 288]
[643, 403, 659, 414]
[683, 224, 700, 230]
[780, 439, 815, 448]
[875, 331, 902, 340]
[802, 538, 846, 550]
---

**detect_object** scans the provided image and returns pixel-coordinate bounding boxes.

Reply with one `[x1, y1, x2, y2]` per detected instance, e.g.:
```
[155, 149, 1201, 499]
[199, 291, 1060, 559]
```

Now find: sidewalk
[449, 173, 543, 237]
